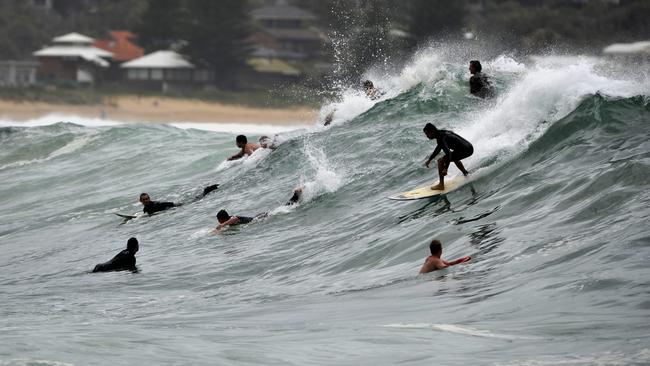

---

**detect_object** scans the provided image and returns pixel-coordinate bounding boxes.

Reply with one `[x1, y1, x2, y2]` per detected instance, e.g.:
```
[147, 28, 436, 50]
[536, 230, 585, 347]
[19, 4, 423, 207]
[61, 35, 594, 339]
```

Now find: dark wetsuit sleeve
[235, 216, 254, 225]
[144, 201, 175, 215]
[428, 145, 442, 162]
[440, 136, 452, 161]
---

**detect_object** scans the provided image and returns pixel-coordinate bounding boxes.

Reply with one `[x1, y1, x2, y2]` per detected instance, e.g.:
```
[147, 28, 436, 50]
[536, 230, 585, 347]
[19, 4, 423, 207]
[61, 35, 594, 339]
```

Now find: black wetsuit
[469, 72, 493, 98]
[92, 249, 136, 272]
[429, 130, 474, 164]
[142, 201, 175, 215]
[285, 191, 302, 206]
[233, 216, 254, 225]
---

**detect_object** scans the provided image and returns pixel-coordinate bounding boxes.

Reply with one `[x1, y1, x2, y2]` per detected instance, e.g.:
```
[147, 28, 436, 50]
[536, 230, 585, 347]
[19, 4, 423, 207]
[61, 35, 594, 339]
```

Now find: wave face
[1, 52, 649, 365]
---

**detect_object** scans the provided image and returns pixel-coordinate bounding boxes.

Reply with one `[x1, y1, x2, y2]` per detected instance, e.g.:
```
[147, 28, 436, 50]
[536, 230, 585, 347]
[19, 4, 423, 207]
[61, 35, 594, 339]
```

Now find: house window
[150, 69, 163, 80]
[128, 69, 149, 80]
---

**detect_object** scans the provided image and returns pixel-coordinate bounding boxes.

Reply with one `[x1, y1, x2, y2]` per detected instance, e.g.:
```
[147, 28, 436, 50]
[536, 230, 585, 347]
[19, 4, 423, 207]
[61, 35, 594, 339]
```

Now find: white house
[33, 32, 113, 83]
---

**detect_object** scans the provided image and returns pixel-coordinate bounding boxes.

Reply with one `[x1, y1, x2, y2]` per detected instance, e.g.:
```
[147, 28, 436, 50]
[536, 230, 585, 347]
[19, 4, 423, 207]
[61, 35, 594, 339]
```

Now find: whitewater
[1, 50, 649, 365]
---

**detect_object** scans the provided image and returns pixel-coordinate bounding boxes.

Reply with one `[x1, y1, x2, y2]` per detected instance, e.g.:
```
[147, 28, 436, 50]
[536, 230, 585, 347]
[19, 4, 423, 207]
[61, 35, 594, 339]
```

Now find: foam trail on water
[382, 323, 536, 340]
[299, 145, 344, 202]
[214, 146, 273, 173]
[0, 132, 97, 171]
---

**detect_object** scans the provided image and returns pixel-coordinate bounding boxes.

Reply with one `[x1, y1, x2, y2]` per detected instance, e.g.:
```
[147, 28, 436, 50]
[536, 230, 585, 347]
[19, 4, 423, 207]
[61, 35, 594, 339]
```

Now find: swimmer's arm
[215, 217, 239, 232]
[445, 256, 471, 266]
[228, 149, 245, 161]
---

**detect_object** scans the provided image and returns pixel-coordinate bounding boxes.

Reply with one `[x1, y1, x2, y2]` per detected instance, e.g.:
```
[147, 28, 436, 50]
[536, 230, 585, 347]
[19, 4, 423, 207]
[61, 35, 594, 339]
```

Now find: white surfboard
[388, 176, 467, 201]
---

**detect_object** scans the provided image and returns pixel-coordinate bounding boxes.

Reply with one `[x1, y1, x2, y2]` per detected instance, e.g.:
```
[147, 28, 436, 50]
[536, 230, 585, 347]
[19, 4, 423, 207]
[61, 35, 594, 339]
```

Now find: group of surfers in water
[93, 60, 493, 275]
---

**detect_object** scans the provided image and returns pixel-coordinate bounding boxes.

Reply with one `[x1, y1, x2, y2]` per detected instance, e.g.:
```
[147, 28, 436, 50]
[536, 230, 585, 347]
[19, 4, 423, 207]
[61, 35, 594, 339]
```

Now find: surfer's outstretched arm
[227, 149, 245, 161]
[425, 146, 441, 167]
[444, 256, 471, 266]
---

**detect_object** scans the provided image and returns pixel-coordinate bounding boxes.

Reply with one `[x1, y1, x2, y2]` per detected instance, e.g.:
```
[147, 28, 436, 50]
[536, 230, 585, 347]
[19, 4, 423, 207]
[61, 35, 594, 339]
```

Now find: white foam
[383, 323, 535, 340]
[0, 113, 308, 135]
[0, 132, 97, 171]
[215, 146, 273, 173]
[299, 145, 344, 202]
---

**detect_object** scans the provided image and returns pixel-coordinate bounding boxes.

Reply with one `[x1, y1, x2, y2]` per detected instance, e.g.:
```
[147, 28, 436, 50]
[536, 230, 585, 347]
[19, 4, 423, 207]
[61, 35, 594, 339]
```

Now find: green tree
[409, 0, 467, 42]
[181, 0, 252, 88]
[136, 0, 188, 51]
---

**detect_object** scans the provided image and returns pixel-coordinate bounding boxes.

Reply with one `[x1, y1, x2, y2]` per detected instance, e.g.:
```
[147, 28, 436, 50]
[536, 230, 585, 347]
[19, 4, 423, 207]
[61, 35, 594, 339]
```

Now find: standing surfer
[423, 123, 473, 190]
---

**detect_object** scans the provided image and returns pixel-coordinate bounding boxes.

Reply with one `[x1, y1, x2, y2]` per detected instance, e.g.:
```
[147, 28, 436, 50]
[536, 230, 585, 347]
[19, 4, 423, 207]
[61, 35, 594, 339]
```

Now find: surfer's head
[216, 209, 231, 224]
[363, 80, 374, 91]
[429, 239, 442, 257]
[127, 237, 139, 254]
[469, 60, 482, 74]
[423, 123, 438, 139]
[236, 135, 248, 148]
[139, 193, 151, 205]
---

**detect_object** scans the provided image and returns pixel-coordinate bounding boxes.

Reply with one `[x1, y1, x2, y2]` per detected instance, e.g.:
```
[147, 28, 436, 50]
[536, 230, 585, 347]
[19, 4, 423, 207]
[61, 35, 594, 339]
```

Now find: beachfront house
[94, 30, 145, 81]
[246, 0, 331, 84]
[33, 32, 113, 84]
[0, 61, 39, 87]
[121, 50, 214, 92]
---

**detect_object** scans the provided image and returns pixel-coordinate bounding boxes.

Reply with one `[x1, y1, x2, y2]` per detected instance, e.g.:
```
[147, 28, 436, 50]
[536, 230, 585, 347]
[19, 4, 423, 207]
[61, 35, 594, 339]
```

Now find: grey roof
[251, 4, 316, 21]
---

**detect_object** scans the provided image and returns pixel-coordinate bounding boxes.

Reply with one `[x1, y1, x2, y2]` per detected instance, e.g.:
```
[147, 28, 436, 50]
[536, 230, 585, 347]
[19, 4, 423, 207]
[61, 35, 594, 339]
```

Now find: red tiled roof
[94, 30, 144, 62]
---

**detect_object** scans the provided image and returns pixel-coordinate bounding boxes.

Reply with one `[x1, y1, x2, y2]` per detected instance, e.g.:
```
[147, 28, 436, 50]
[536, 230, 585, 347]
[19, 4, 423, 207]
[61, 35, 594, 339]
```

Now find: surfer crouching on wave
[228, 135, 260, 160]
[93, 237, 139, 273]
[423, 123, 473, 190]
[419, 239, 471, 274]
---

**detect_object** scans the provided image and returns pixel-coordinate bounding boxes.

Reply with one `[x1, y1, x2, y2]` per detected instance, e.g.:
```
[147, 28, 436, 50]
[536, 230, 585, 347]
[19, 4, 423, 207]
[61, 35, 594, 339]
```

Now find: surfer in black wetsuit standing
[469, 60, 493, 98]
[423, 123, 473, 190]
[92, 237, 139, 273]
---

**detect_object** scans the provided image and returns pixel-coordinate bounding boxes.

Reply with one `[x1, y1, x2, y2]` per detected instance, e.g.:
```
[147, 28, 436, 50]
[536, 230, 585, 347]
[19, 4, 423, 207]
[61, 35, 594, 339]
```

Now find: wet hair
[429, 239, 442, 255]
[470, 60, 482, 72]
[423, 123, 438, 133]
[363, 80, 374, 89]
[216, 209, 230, 221]
[139, 193, 149, 199]
[127, 237, 139, 253]
[236, 135, 247, 144]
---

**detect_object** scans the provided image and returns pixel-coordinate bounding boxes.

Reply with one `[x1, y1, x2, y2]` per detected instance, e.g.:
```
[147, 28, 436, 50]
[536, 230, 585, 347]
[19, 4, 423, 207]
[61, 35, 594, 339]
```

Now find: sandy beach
[0, 96, 318, 125]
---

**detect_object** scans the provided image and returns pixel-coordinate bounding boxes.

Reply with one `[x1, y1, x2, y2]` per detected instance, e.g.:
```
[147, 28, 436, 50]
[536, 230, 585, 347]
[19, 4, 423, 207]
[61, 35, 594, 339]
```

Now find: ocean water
[1, 52, 649, 365]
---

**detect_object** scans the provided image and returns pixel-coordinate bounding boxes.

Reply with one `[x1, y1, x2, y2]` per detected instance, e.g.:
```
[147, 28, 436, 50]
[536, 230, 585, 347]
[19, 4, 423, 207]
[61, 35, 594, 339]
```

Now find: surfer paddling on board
[227, 135, 260, 160]
[138, 185, 218, 216]
[419, 239, 471, 274]
[213, 189, 303, 232]
[423, 123, 473, 190]
[92, 237, 139, 273]
[214, 209, 260, 232]
[140, 193, 177, 215]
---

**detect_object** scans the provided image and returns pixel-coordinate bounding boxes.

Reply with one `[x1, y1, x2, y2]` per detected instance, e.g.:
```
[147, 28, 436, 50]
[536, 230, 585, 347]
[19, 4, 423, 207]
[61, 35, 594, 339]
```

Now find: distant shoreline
[0, 96, 318, 126]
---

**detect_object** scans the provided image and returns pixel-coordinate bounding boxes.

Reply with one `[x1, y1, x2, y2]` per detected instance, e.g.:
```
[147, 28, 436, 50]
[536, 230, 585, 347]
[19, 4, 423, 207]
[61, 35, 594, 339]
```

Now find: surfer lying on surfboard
[213, 188, 304, 232]
[423, 123, 473, 190]
[419, 239, 471, 274]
